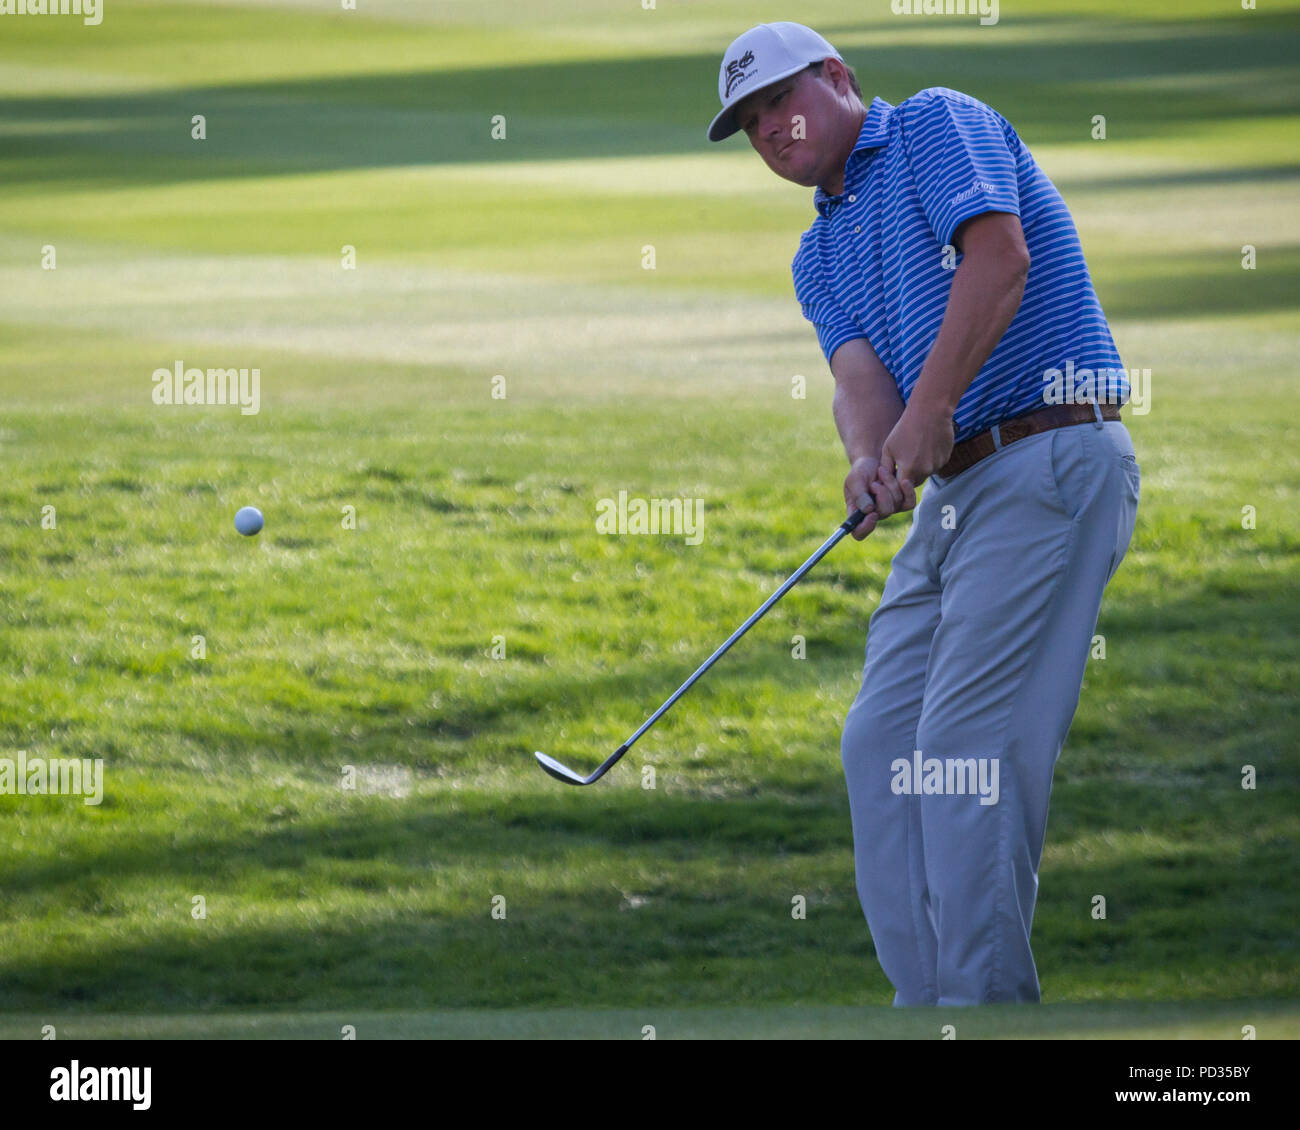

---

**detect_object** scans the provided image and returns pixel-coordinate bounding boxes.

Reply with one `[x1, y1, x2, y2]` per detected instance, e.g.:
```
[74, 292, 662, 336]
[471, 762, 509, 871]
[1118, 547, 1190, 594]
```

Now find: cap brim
[705, 60, 818, 142]
[707, 103, 742, 143]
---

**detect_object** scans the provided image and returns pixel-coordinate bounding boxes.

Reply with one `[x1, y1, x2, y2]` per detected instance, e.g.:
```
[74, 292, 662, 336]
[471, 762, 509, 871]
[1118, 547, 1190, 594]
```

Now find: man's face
[736, 64, 846, 188]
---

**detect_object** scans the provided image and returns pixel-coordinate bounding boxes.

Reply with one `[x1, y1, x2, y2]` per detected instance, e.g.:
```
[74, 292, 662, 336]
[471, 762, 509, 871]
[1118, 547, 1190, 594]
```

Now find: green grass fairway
[3, 999, 1297, 1041]
[1, 0, 1297, 1038]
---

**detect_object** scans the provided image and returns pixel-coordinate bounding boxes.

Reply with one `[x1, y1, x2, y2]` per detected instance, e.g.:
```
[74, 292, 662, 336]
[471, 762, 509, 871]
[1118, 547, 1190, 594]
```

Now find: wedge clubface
[534, 502, 874, 786]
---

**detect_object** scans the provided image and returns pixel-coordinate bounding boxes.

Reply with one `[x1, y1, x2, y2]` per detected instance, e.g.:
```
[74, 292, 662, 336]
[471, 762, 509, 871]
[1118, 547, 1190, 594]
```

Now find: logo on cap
[724, 50, 757, 98]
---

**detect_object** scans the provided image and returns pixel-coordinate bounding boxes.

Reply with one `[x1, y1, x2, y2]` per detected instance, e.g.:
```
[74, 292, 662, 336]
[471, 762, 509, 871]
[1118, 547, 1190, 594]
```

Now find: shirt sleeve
[792, 246, 867, 365]
[898, 88, 1021, 250]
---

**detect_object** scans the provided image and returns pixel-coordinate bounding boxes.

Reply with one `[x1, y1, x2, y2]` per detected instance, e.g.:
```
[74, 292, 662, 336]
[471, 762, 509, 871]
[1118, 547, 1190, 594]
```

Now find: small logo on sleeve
[948, 178, 998, 206]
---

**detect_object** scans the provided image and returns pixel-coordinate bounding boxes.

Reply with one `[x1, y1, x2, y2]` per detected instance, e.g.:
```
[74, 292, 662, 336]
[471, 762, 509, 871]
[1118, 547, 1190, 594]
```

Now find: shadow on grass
[2, 997, 1296, 1038]
[0, 785, 1290, 1010]
[1092, 247, 1300, 319]
[2, 14, 1297, 189]
[1054, 163, 1300, 193]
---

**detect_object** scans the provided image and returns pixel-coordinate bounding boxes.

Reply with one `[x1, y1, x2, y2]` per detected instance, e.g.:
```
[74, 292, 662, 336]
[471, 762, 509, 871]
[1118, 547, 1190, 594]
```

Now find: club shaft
[620, 510, 867, 752]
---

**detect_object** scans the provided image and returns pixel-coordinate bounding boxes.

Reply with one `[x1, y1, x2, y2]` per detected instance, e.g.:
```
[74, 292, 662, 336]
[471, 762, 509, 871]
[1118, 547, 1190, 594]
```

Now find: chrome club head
[534, 751, 591, 786]
[534, 743, 630, 787]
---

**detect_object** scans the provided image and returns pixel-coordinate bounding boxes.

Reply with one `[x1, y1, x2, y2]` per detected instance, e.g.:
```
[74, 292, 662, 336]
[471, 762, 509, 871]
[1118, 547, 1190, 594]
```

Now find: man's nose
[760, 110, 785, 144]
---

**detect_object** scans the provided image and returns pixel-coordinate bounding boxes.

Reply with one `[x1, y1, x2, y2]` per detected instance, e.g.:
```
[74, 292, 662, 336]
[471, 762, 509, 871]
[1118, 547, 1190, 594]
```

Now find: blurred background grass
[0, 0, 1296, 1035]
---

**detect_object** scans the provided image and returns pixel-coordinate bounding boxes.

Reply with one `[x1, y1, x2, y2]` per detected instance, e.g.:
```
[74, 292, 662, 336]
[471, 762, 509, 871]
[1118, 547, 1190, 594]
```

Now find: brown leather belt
[936, 402, 1122, 479]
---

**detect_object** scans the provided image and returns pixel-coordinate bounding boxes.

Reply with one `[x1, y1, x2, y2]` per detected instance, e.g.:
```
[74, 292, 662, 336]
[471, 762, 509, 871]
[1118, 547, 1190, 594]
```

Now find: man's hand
[843, 456, 881, 541]
[874, 399, 955, 515]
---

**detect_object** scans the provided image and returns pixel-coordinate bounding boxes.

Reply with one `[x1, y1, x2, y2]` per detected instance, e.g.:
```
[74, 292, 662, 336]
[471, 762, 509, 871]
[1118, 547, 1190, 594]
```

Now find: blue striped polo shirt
[792, 87, 1128, 442]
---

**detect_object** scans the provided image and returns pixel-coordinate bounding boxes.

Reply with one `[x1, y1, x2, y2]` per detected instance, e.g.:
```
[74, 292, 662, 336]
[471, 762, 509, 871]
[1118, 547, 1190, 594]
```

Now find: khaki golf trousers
[841, 418, 1140, 1005]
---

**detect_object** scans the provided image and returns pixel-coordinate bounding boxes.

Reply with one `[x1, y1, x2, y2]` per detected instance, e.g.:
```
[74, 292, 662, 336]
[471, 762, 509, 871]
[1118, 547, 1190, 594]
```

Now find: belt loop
[1091, 400, 1104, 429]
[990, 423, 1003, 451]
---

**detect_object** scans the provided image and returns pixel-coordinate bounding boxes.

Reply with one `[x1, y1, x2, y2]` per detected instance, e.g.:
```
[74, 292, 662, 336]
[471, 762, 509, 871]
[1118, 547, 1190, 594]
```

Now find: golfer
[708, 23, 1140, 1005]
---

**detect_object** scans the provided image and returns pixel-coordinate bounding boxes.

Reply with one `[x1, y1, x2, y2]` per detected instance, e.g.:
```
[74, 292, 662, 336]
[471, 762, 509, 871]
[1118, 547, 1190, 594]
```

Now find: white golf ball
[234, 506, 264, 536]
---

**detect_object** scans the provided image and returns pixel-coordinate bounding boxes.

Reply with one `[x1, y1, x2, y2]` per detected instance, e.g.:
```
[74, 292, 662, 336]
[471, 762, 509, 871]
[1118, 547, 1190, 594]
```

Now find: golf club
[534, 499, 876, 786]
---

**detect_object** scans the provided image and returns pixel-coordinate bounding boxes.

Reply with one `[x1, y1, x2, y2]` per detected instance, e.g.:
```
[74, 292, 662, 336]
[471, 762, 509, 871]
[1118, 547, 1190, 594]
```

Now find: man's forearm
[908, 238, 1029, 416]
[833, 366, 905, 465]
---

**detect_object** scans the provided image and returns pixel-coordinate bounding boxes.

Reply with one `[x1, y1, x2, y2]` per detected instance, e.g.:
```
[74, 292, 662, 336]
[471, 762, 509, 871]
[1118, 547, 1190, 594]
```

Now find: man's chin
[783, 169, 821, 188]
[769, 157, 819, 188]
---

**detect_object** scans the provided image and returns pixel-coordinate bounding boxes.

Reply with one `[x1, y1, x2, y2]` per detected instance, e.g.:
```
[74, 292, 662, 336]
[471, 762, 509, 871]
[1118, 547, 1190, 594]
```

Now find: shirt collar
[813, 97, 895, 218]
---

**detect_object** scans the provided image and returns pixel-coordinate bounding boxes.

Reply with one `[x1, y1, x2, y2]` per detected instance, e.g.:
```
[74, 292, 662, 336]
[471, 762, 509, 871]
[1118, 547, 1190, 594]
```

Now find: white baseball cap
[707, 22, 843, 142]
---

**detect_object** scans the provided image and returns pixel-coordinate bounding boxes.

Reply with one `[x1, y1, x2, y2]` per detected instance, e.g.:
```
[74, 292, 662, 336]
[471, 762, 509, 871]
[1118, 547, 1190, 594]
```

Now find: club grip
[842, 493, 875, 531]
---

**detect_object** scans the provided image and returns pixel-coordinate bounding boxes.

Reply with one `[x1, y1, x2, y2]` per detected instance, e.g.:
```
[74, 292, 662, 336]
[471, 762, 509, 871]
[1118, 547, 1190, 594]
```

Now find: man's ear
[823, 58, 850, 95]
